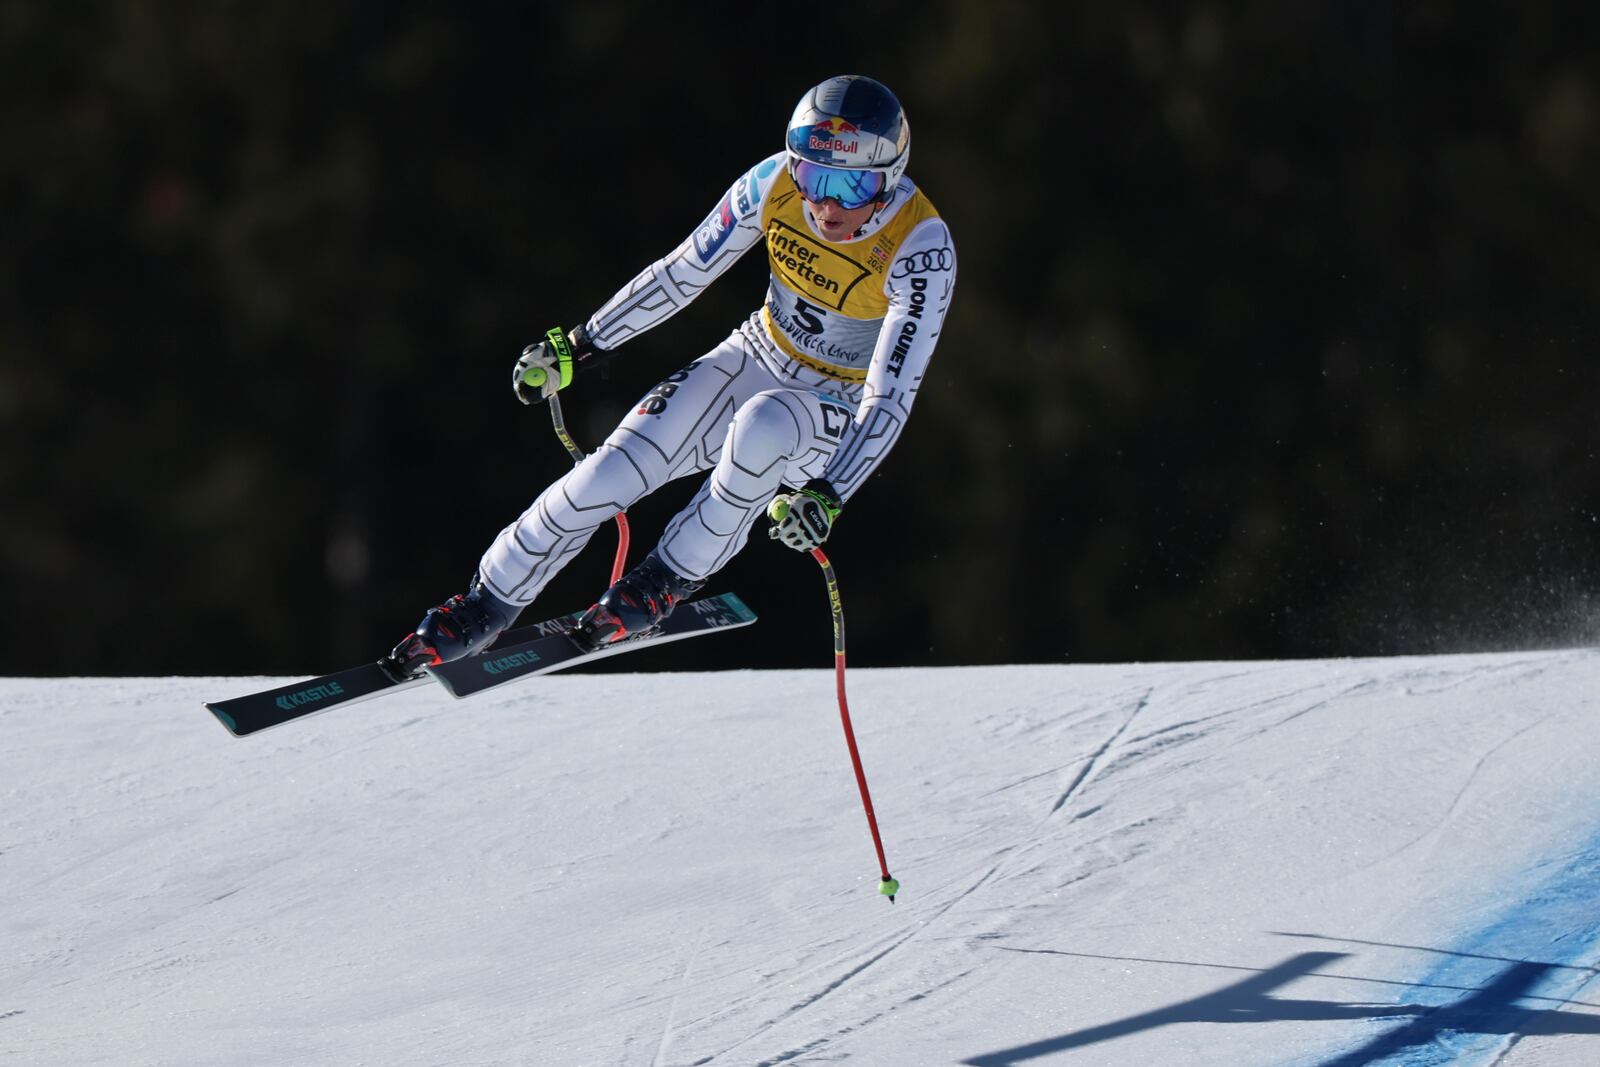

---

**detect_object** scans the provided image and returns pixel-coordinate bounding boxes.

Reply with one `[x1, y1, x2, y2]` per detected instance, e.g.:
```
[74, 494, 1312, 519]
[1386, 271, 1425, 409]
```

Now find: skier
[383, 74, 957, 679]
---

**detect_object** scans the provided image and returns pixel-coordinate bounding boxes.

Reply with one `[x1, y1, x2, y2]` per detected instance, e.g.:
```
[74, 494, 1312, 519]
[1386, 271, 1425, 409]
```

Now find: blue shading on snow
[1315, 826, 1600, 1066]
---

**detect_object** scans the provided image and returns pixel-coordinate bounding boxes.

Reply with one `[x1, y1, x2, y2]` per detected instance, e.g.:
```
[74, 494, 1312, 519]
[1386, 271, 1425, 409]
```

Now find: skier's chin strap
[854, 188, 901, 241]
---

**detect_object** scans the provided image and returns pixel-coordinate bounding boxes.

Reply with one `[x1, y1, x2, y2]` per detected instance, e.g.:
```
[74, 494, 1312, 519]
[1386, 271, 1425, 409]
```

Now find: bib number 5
[792, 297, 826, 335]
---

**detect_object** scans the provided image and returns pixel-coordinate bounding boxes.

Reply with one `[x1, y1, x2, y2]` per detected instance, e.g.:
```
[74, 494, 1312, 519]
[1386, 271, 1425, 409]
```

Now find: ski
[205, 663, 428, 738]
[427, 592, 757, 697]
[203, 593, 756, 737]
[205, 612, 591, 736]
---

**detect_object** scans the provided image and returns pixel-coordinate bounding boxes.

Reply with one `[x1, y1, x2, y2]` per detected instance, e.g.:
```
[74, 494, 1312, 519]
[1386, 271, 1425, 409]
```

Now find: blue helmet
[785, 76, 910, 210]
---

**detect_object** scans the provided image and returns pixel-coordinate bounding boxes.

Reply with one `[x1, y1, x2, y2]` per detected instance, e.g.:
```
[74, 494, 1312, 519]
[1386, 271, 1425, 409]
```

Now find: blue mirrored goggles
[791, 160, 887, 210]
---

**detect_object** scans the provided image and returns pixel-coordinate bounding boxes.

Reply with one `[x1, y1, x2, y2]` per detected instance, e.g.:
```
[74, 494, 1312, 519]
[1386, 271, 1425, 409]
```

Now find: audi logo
[891, 246, 954, 277]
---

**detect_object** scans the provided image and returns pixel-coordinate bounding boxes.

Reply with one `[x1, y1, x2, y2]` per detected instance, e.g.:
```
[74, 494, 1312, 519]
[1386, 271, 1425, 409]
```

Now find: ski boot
[381, 577, 520, 681]
[572, 551, 704, 651]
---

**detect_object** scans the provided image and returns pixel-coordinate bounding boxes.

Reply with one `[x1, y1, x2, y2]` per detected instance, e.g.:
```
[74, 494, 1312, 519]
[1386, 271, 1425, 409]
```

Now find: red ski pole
[548, 392, 630, 583]
[809, 547, 898, 902]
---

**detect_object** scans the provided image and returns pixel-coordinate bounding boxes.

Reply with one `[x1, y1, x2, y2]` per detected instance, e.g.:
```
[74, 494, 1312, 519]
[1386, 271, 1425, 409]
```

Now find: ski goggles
[790, 160, 887, 210]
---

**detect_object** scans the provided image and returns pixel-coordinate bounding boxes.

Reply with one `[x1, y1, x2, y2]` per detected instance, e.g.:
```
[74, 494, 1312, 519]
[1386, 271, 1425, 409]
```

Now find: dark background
[4, 2, 1597, 677]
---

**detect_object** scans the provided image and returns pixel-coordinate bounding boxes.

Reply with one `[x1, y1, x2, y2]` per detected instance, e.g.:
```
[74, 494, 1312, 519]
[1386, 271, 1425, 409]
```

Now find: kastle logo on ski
[481, 650, 543, 676]
[274, 681, 345, 711]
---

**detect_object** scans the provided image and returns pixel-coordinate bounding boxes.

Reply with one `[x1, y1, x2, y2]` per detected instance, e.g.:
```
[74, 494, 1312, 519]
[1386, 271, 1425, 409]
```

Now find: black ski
[205, 664, 428, 738]
[205, 613, 588, 736]
[203, 593, 756, 737]
[428, 592, 757, 697]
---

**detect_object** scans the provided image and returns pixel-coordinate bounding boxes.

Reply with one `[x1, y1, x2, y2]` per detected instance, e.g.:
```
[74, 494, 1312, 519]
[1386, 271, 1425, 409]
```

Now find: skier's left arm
[768, 220, 955, 550]
[821, 219, 957, 505]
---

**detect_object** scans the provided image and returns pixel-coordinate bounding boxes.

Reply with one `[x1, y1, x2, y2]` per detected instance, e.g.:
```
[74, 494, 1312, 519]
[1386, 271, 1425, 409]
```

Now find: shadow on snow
[961, 946, 1600, 1066]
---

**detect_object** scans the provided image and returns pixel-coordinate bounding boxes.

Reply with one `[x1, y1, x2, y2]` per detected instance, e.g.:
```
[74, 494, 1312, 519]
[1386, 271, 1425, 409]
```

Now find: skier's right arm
[512, 156, 782, 404]
[581, 154, 785, 349]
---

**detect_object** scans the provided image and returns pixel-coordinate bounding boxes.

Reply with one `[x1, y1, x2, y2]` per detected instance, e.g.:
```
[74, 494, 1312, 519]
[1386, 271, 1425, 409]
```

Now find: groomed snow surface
[5, 650, 1600, 1065]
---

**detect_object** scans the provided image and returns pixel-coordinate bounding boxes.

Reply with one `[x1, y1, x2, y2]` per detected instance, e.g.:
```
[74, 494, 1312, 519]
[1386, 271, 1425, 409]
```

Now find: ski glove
[514, 326, 583, 405]
[767, 480, 842, 552]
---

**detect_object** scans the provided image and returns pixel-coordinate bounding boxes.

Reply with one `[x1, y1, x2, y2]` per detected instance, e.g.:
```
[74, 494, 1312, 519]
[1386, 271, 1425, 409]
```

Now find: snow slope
[5, 651, 1600, 1066]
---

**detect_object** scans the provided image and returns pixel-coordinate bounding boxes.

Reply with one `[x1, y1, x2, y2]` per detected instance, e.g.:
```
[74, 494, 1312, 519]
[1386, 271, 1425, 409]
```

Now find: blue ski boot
[573, 551, 704, 651]
[382, 577, 519, 680]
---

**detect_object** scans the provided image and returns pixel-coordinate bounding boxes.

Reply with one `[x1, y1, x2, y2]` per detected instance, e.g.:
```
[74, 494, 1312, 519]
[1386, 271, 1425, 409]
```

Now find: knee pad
[730, 391, 804, 468]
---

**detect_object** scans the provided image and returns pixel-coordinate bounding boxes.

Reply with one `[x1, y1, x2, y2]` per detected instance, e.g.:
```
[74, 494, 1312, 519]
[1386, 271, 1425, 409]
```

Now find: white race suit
[478, 151, 956, 607]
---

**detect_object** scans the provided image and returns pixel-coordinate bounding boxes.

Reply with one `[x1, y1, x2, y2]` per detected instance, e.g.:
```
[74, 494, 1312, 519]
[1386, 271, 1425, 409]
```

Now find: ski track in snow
[651, 922, 708, 1067]
[675, 659, 1584, 1064]
[714, 655, 1597, 1066]
[3, 651, 1600, 1065]
[1047, 688, 1152, 817]
[700, 685, 1165, 1063]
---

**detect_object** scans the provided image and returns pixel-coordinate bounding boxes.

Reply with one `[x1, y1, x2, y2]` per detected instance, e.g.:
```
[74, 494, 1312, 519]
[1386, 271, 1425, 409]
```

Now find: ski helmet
[784, 75, 910, 210]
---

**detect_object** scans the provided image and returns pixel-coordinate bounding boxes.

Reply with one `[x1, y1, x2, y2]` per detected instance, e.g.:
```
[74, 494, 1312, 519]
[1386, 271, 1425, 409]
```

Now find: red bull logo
[807, 117, 860, 155]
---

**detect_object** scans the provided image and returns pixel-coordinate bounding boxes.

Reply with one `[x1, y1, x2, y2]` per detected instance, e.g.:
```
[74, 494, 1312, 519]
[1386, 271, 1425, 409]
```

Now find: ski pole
[809, 546, 898, 902]
[547, 391, 630, 584]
